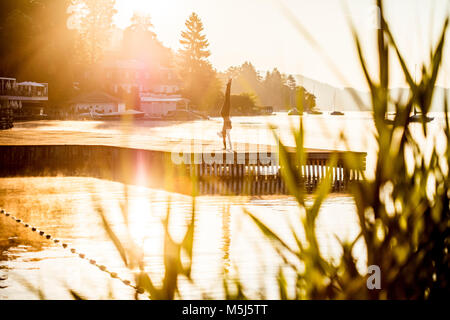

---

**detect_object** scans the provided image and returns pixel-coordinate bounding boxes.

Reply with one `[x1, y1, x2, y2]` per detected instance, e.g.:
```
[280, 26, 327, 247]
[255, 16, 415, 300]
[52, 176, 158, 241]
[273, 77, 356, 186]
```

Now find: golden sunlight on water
[0, 177, 362, 299]
[0, 113, 447, 299]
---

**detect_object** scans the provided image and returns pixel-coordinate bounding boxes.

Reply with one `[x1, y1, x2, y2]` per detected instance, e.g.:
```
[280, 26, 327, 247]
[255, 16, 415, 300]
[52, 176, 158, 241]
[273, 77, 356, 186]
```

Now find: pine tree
[178, 12, 220, 111]
[179, 12, 211, 70]
[286, 75, 297, 107]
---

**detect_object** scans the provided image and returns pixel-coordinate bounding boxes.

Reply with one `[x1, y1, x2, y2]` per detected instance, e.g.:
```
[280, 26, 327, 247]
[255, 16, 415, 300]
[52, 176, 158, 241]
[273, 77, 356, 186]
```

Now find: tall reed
[244, 0, 449, 299]
[27, 0, 448, 300]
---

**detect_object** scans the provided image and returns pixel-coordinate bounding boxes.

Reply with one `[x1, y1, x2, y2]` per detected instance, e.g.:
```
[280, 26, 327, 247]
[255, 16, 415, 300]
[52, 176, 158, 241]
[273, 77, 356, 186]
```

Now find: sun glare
[114, 0, 174, 29]
[1, 0, 449, 304]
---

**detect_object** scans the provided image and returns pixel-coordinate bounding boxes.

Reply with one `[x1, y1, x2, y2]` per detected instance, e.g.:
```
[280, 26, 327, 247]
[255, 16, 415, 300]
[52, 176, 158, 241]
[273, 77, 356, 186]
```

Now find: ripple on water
[0, 174, 365, 299]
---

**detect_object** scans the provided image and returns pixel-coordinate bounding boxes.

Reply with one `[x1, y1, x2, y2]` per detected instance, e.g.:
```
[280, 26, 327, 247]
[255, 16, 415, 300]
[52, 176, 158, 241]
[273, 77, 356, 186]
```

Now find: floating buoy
[1, 209, 142, 294]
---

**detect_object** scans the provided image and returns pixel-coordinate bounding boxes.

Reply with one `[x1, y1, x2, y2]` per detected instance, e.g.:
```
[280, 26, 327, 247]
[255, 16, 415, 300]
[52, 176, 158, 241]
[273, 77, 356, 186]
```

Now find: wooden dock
[0, 144, 366, 195]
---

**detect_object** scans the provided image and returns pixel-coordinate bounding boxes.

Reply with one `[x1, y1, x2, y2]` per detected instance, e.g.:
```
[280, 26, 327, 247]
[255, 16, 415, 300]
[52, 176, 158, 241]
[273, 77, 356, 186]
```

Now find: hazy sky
[114, 0, 450, 90]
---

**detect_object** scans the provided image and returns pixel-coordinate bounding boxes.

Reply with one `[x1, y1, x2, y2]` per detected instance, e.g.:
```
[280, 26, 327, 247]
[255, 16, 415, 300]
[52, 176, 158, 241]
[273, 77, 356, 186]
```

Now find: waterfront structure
[140, 93, 189, 116]
[69, 91, 126, 114]
[0, 77, 49, 129]
[76, 59, 187, 116]
[0, 144, 366, 195]
[100, 59, 180, 95]
[102, 59, 153, 94]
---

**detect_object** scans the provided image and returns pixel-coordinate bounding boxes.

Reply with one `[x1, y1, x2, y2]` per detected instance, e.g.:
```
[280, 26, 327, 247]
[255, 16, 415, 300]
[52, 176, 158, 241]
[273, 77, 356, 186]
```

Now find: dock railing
[0, 144, 366, 195]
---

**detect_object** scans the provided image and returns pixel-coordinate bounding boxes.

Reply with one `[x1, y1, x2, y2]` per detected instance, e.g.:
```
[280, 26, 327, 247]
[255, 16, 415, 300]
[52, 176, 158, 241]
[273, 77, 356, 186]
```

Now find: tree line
[224, 62, 316, 113]
[0, 0, 316, 114]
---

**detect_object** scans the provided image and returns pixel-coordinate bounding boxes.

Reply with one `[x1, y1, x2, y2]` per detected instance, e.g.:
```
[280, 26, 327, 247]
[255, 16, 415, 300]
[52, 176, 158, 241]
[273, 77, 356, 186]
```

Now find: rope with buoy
[0, 208, 145, 295]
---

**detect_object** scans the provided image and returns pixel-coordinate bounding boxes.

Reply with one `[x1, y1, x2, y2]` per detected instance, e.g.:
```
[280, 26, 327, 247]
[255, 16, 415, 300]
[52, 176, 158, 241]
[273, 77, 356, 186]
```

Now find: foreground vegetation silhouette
[17, 0, 449, 299]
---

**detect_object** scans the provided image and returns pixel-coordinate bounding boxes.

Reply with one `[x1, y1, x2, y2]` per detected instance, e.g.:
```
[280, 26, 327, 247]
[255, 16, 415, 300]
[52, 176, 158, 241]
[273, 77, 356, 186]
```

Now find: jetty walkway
[0, 141, 366, 195]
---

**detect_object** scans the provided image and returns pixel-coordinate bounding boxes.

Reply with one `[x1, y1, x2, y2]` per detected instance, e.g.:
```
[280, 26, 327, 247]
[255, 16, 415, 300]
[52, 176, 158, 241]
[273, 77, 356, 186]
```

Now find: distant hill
[294, 74, 450, 112]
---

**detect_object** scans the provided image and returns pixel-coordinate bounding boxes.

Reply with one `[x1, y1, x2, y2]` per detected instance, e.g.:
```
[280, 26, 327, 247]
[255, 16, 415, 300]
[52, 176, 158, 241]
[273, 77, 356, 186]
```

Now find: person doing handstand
[218, 78, 233, 150]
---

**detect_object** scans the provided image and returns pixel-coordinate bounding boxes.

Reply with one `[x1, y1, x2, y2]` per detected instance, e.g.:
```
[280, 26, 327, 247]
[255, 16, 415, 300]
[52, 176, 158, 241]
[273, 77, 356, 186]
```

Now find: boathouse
[0, 77, 49, 128]
[69, 91, 126, 114]
[140, 93, 189, 116]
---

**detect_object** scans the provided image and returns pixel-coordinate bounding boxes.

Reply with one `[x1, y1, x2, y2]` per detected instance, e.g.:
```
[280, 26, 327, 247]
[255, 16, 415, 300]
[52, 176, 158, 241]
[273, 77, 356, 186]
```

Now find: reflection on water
[0, 177, 363, 299]
[222, 204, 231, 275]
[0, 113, 447, 299]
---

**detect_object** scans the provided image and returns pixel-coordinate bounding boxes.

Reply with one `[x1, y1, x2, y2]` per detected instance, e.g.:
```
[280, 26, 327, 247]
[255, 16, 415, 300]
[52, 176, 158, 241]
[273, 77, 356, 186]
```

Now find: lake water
[0, 113, 447, 299]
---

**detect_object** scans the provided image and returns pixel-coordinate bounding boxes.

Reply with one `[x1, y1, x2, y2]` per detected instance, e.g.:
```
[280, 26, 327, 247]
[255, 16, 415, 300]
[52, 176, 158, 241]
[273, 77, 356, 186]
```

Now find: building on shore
[101, 59, 186, 116]
[99, 59, 181, 95]
[68, 91, 126, 115]
[137, 66, 189, 116]
[140, 93, 189, 117]
[101, 59, 153, 94]
[0, 77, 49, 129]
[73, 58, 188, 117]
